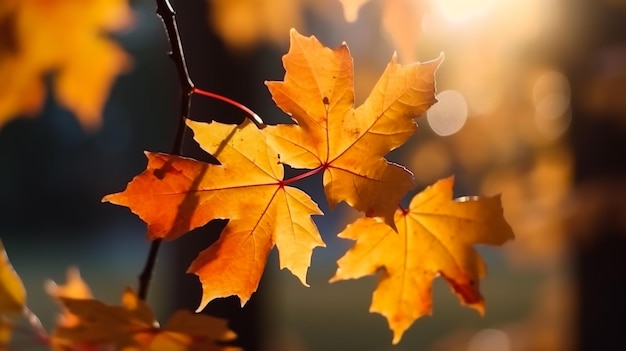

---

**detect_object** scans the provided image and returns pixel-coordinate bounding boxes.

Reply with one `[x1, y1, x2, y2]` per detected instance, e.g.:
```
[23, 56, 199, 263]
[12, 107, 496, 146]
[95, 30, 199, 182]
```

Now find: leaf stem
[280, 164, 327, 186]
[192, 87, 265, 127]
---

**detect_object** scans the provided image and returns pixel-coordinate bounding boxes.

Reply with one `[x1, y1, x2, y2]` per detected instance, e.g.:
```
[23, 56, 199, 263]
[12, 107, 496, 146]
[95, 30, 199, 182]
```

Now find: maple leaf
[0, 0, 133, 130]
[0, 240, 25, 316]
[207, 0, 301, 49]
[330, 177, 515, 344]
[52, 288, 239, 351]
[137, 310, 240, 351]
[46, 267, 93, 329]
[0, 239, 25, 349]
[265, 29, 442, 226]
[103, 119, 325, 309]
[46, 267, 93, 302]
[51, 287, 155, 351]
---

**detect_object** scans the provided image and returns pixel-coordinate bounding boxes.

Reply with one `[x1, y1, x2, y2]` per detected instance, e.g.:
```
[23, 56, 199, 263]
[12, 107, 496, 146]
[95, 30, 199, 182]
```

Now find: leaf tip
[195, 295, 212, 313]
[184, 118, 197, 130]
[238, 295, 251, 308]
[288, 27, 303, 41]
[391, 332, 403, 345]
[386, 313, 413, 345]
[328, 272, 341, 284]
[473, 302, 486, 316]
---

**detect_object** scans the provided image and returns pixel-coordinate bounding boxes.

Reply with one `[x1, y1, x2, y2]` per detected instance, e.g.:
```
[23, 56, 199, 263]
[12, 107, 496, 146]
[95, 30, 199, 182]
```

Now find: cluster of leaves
[104, 29, 514, 344]
[0, 0, 515, 347]
[0, 243, 239, 350]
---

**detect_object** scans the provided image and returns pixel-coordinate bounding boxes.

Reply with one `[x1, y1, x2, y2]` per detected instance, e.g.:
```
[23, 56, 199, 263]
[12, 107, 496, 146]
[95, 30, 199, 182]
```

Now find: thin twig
[156, 0, 194, 155]
[138, 0, 193, 301]
[138, 238, 163, 300]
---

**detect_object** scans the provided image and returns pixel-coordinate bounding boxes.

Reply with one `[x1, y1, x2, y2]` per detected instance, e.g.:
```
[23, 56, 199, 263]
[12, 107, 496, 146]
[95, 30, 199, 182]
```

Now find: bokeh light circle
[427, 90, 469, 136]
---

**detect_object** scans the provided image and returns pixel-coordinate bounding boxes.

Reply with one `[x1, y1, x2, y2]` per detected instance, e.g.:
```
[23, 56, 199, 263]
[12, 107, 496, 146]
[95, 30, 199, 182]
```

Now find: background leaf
[331, 177, 514, 344]
[0, 240, 25, 316]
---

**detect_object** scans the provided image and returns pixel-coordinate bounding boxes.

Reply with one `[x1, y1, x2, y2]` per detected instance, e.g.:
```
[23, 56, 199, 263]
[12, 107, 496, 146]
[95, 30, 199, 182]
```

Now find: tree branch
[138, 0, 193, 301]
[156, 0, 194, 155]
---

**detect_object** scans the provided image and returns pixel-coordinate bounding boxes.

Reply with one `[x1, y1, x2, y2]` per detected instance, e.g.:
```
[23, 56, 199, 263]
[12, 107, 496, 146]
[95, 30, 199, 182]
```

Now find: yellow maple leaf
[265, 29, 442, 226]
[0, 240, 25, 317]
[103, 119, 325, 309]
[330, 177, 515, 344]
[52, 288, 239, 351]
[0, 240, 28, 350]
[0, 0, 133, 130]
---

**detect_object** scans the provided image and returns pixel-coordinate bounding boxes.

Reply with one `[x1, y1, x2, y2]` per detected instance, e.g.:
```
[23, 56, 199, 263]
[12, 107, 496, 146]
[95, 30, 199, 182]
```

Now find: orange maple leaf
[136, 310, 240, 351]
[46, 267, 93, 302]
[103, 119, 325, 309]
[330, 177, 515, 344]
[52, 288, 239, 351]
[265, 29, 442, 226]
[46, 267, 93, 330]
[0, 0, 133, 130]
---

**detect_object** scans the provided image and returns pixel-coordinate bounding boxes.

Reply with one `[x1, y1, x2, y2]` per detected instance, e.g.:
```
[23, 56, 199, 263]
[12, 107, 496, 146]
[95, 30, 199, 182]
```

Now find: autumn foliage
[0, 1, 515, 349]
[103, 28, 513, 344]
[0, 0, 132, 130]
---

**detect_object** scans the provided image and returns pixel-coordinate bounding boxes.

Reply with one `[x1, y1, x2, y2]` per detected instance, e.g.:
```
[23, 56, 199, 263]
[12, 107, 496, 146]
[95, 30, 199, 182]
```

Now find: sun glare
[436, 0, 509, 21]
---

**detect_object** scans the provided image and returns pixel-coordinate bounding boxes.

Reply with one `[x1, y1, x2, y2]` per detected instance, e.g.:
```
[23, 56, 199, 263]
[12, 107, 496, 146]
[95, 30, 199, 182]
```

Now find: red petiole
[192, 87, 264, 127]
[192, 87, 328, 186]
[279, 164, 328, 187]
[191, 89, 409, 214]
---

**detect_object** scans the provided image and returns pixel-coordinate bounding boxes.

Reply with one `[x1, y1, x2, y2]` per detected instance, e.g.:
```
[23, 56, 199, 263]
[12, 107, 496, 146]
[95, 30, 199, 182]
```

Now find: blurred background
[1, 0, 625, 350]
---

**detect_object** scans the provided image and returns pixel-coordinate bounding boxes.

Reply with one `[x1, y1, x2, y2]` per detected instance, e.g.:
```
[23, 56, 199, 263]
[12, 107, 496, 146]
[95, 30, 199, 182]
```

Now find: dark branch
[138, 0, 193, 301]
[138, 237, 163, 300]
[156, 0, 194, 156]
